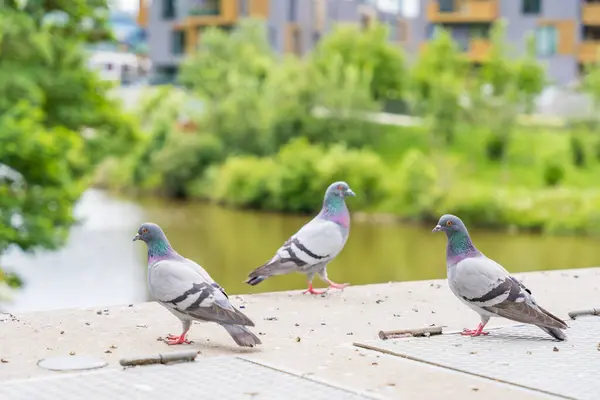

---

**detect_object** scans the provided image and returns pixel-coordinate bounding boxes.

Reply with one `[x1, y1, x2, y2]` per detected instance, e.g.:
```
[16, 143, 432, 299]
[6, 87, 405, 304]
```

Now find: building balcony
[180, 0, 239, 27]
[579, 40, 600, 63]
[582, 3, 600, 26]
[427, 0, 498, 23]
[467, 38, 491, 62]
[137, 0, 148, 27]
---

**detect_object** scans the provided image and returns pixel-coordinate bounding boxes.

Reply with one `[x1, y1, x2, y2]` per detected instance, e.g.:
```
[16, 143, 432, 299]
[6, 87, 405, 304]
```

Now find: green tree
[0, 0, 138, 292]
[469, 21, 545, 165]
[410, 28, 468, 147]
[311, 22, 407, 104]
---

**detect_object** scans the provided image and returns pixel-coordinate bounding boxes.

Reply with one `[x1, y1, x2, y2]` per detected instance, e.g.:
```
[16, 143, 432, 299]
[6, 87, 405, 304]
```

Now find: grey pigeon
[133, 223, 261, 347]
[433, 214, 568, 340]
[245, 181, 355, 295]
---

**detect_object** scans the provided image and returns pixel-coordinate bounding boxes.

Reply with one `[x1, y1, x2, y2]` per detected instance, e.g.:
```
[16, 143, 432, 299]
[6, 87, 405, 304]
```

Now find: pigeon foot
[165, 331, 192, 345]
[327, 281, 349, 290]
[460, 323, 489, 337]
[302, 283, 325, 295]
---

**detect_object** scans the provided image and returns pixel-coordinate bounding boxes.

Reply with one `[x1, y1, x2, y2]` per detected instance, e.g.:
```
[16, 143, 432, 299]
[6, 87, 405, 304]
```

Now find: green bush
[151, 132, 225, 198]
[382, 150, 439, 219]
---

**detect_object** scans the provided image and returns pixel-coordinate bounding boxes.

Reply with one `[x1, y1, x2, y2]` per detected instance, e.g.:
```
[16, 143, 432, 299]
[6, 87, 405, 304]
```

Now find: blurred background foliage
[95, 18, 600, 237]
[0, 0, 139, 292]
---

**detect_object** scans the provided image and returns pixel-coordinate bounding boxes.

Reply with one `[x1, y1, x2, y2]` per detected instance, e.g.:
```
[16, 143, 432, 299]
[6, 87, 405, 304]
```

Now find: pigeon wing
[453, 257, 567, 329]
[149, 259, 253, 326]
[249, 218, 344, 277]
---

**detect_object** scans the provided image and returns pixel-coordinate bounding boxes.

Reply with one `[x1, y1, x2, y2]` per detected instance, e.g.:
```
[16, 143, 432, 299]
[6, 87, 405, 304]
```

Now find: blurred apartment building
[138, 0, 600, 86]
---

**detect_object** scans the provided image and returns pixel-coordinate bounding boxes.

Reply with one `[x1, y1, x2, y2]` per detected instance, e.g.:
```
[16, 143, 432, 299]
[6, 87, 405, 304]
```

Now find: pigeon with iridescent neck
[433, 214, 568, 340]
[133, 223, 261, 347]
[245, 181, 355, 295]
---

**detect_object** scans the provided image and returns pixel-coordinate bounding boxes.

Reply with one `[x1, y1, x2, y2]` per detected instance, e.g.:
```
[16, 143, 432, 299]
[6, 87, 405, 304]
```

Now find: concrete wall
[148, 0, 186, 68]
[500, 0, 580, 85]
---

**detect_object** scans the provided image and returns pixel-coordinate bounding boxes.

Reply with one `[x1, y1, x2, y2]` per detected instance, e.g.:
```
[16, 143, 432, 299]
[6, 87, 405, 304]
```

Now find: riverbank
[1, 267, 597, 399]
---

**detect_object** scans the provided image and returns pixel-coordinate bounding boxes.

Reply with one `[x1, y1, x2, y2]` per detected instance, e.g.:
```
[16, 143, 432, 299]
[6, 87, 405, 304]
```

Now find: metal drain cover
[0, 357, 375, 400]
[355, 317, 600, 400]
[37, 355, 107, 372]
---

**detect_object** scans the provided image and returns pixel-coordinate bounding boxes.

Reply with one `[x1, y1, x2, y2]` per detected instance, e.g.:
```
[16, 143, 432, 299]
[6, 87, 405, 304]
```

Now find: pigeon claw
[166, 335, 192, 345]
[327, 281, 349, 290]
[164, 333, 192, 345]
[460, 324, 489, 337]
[302, 283, 325, 295]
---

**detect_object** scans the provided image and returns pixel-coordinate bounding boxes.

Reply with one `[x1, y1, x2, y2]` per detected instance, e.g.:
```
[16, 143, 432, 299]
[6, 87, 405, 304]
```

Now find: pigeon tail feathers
[222, 324, 262, 347]
[245, 275, 266, 286]
[538, 326, 567, 341]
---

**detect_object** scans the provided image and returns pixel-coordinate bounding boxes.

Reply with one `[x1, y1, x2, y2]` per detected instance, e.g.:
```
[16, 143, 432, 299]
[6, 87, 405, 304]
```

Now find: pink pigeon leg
[302, 282, 325, 295]
[166, 326, 192, 345]
[327, 280, 349, 290]
[460, 322, 489, 336]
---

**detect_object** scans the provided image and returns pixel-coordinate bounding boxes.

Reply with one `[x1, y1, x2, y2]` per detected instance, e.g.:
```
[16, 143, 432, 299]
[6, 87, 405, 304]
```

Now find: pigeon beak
[432, 225, 442, 233]
[132, 234, 141, 242]
[345, 189, 356, 197]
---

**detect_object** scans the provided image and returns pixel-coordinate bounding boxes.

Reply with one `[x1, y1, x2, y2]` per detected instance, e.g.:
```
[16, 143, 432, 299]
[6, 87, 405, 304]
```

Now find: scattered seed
[296, 337, 301, 342]
[471, 387, 479, 392]
[346, 332, 354, 336]
[69, 352, 75, 356]
[128, 304, 134, 307]
[85, 322, 90, 326]
[239, 305, 246, 309]
[470, 351, 477, 355]
[258, 332, 266, 336]
[264, 317, 278, 321]
[109, 345, 117, 349]
[136, 325, 148, 328]
[60, 331, 65, 335]
[412, 308, 419, 313]
[371, 362, 378, 366]
[526, 351, 533, 355]
[0, 359, 8, 363]
[320, 322, 326, 326]
[375, 300, 384, 304]
[294, 323, 300, 327]
[393, 314, 401, 318]
[104, 350, 112, 354]
[553, 347, 559, 352]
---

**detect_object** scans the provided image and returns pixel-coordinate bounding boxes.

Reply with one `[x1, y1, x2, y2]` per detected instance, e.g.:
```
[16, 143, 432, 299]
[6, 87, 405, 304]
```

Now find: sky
[114, 0, 138, 12]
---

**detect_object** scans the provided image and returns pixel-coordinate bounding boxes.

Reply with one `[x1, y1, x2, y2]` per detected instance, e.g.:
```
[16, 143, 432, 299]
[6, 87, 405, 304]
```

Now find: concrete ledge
[1, 267, 598, 399]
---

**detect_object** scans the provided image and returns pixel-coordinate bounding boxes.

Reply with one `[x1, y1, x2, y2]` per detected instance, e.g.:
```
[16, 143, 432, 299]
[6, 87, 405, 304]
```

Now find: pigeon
[245, 181, 355, 295]
[432, 214, 568, 341]
[133, 223, 262, 347]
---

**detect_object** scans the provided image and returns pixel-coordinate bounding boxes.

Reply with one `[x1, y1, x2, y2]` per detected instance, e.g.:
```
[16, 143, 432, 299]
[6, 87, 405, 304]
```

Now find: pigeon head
[432, 214, 467, 235]
[133, 222, 167, 244]
[325, 181, 355, 200]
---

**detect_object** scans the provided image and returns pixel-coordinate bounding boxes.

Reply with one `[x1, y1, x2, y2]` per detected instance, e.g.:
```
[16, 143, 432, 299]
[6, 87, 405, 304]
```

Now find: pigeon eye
[446, 220, 453, 227]
[337, 185, 344, 190]
[142, 228, 149, 234]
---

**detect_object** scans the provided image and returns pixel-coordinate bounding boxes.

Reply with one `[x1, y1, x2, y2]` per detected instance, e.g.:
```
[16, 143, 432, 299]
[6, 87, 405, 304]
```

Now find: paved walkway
[1, 267, 598, 399]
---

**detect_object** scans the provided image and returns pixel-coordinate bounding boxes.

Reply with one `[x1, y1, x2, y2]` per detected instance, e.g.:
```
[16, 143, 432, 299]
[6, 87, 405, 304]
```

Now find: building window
[162, 0, 176, 19]
[288, 0, 297, 22]
[522, 0, 541, 15]
[292, 27, 302, 55]
[535, 25, 557, 57]
[470, 24, 490, 39]
[239, 0, 248, 16]
[427, 24, 445, 40]
[312, 31, 321, 45]
[268, 26, 277, 48]
[172, 30, 185, 55]
[397, 19, 408, 42]
[438, 0, 455, 13]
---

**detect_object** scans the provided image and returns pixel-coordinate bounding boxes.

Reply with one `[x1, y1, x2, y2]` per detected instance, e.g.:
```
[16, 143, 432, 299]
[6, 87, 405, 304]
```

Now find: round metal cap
[37, 356, 107, 371]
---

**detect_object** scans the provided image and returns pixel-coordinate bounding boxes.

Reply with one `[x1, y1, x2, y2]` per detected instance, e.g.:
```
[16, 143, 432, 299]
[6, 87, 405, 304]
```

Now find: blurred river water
[3, 189, 599, 312]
